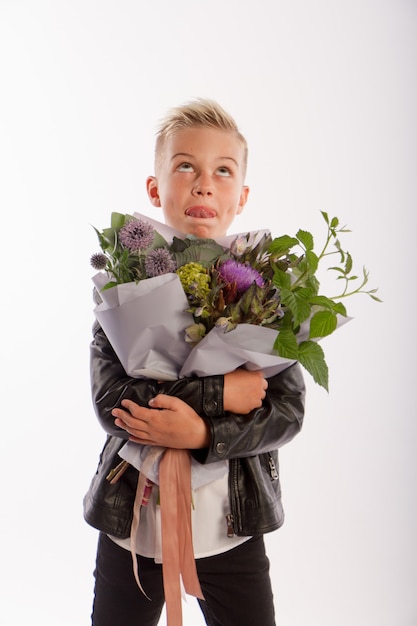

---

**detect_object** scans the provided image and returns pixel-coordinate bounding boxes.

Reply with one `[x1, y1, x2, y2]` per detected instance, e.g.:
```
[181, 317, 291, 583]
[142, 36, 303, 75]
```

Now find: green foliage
[171, 236, 227, 268]
[269, 210, 381, 390]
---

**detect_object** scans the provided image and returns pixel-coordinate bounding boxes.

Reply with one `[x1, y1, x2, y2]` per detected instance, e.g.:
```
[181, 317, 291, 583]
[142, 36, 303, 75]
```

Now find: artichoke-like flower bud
[215, 317, 237, 333]
[218, 259, 264, 294]
[184, 322, 206, 345]
[230, 235, 249, 256]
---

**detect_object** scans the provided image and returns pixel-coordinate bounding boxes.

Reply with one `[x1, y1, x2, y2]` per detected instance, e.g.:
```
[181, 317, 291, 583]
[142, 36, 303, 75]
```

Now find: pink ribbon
[130, 447, 204, 625]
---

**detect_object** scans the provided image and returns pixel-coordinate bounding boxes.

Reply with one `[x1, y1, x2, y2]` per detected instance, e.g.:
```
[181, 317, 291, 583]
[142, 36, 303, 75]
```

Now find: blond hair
[154, 98, 248, 177]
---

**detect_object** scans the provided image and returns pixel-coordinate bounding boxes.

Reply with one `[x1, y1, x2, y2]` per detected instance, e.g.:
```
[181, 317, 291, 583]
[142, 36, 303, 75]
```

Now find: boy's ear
[146, 176, 161, 207]
[237, 185, 250, 214]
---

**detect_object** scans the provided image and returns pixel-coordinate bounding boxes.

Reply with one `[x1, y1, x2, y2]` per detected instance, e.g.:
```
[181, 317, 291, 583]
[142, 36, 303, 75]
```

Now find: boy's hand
[223, 369, 268, 414]
[112, 396, 210, 449]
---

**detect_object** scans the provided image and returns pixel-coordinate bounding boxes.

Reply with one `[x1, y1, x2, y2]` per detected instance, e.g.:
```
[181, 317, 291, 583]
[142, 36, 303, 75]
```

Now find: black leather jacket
[83, 323, 306, 538]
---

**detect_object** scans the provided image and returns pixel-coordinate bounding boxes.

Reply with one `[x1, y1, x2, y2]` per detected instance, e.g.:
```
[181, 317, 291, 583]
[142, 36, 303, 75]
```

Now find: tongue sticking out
[185, 207, 216, 218]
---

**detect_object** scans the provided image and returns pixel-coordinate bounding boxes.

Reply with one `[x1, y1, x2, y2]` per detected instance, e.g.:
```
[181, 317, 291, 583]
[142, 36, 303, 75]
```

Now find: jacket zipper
[268, 453, 279, 480]
[226, 513, 234, 538]
[228, 458, 242, 535]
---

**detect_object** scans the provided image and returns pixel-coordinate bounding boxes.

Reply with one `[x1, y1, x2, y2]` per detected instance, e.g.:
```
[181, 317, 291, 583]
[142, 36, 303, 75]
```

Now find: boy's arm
[90, 323, 225, 437]
[191, 362, 305, 463]
[91, 323, 305, 457]
[113, 364, 305, 457]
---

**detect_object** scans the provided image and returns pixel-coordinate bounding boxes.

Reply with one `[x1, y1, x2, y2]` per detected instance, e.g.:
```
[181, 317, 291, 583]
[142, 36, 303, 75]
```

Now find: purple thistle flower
[119, 218, 155, 251]
[90, 252, 108, 270]
[218, 259, 264, 294]
[145, 248, 176, 277]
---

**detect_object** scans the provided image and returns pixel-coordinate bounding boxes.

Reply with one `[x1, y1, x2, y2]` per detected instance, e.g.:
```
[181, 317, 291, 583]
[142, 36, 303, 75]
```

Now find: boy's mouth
[185, 206, 216, 219]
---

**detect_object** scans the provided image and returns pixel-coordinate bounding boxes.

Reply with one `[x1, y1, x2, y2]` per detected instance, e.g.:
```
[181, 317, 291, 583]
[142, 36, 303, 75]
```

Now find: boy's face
[146, 127, 249, 238]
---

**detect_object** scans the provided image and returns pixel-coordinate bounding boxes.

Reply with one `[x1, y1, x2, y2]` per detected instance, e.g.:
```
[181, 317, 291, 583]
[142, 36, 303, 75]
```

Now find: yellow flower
[176, 263, 211, 299]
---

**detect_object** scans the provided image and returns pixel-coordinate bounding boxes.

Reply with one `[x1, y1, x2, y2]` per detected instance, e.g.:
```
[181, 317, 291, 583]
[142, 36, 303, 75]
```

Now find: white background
[0, 1, 416, 625]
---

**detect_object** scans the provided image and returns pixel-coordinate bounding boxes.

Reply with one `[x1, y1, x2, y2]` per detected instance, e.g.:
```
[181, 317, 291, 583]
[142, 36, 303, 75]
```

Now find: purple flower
[90, 252, 108, 270]
[119, 218, 155, 251]
[145, 248, 176, 277]
[218, 259, 264, 294]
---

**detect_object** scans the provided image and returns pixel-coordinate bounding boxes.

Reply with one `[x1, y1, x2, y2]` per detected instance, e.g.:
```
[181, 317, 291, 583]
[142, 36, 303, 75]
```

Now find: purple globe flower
[145, 248, 176, 277]
[119, 218, 155, 251]
[218, 259, 264, 294]
[90, 252, 108, 270]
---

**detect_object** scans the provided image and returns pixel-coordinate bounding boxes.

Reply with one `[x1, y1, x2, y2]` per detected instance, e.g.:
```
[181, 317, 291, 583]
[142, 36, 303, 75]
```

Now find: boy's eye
[216, 166, 231, 177]
[177, 162, 194, 172]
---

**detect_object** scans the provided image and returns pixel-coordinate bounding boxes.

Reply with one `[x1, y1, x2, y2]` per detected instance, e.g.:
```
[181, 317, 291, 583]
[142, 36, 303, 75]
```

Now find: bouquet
[91, 210, 380, 391]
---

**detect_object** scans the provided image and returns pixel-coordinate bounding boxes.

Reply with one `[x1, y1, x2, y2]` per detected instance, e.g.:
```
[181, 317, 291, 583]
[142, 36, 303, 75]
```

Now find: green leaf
[333, 301, 347, 316]
[298, 341, 329, 391]
[174, 240, 225, 268]
[310, 295, 337, 310]
[101, 227, 117, 251]
[170, 236, 188, 253]
[101, 280, 118, 291]
[345, 251, 353, 274]
[304, 249, 319, 272]
[295, 286, 315, 301]
[321, 211, 329, 225]
[151, 231, 169, 249]
[309, 296, 346, 316]
[111, 212, 132, 230]
[304, 274, 320, 296]
[269, 235, 299, 257]
[272, 268, 292, 290]
[296, 229, 314, 251]
[309, 310, 338, 339]
[238, 284, 259, 316]
[280, 289, 312, 327]
[333, 240, 345, 263]
[274, 329, 299, 360]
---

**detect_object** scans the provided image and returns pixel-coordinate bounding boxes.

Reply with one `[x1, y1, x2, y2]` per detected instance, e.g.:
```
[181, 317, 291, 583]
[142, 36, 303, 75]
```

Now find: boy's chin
[187, 222, 225, 239]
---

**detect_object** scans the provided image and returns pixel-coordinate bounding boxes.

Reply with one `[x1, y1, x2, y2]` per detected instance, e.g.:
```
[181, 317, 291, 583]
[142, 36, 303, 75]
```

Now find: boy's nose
[192, 174, 213, 197]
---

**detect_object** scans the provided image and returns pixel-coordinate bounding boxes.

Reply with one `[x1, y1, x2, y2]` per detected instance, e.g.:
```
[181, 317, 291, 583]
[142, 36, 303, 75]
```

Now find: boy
[84, 98, 306, 626]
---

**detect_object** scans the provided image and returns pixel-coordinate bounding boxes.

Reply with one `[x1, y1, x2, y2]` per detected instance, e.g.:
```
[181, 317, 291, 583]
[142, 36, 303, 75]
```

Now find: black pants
[91, 532, 276, 626]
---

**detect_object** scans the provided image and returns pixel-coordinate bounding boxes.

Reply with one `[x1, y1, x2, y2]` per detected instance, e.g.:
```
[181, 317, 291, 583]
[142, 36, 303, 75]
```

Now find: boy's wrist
[196, 419, 210, 449]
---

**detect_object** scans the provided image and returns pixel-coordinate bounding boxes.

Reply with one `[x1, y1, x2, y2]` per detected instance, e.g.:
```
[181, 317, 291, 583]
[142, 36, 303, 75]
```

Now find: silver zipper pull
[268, 455, 279, 480]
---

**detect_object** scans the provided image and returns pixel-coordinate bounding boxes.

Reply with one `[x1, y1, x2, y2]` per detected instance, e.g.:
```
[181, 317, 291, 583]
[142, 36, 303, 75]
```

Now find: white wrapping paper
[180, 324, 296, 378]
[93, 272, 193, 381]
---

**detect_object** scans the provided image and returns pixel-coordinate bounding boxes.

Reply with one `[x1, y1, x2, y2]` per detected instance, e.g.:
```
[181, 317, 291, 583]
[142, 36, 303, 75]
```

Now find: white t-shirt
[110, 466, 250, 562]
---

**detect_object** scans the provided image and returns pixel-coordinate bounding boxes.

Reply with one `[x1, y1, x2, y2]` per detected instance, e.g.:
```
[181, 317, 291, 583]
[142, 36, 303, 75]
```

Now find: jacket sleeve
[191, 361, 306, 464]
